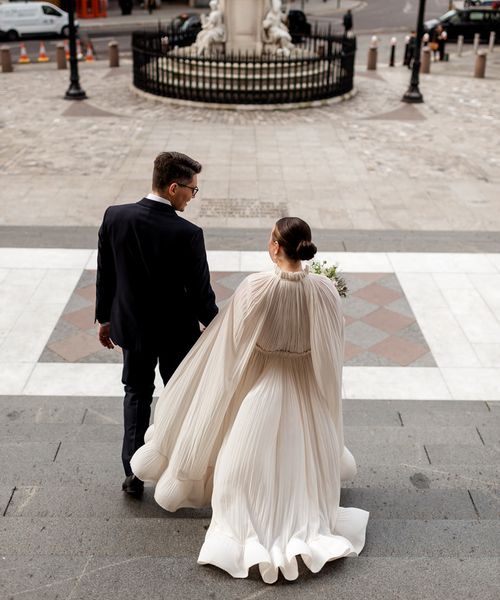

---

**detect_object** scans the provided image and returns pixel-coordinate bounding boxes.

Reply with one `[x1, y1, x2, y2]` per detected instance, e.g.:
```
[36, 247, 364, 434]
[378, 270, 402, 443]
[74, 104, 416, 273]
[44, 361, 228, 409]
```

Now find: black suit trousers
[121, 346, 191, 476]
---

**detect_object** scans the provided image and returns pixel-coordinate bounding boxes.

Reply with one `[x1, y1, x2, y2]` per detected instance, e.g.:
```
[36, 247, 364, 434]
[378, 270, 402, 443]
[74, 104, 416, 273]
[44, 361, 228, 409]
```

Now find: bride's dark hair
[273, 217, 317, 261]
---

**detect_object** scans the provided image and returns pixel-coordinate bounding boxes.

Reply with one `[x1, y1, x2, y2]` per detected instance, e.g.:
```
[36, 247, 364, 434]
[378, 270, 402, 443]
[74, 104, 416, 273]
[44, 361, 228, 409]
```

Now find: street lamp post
[65, 0, 87, 100]
[402, 0, 426, 103]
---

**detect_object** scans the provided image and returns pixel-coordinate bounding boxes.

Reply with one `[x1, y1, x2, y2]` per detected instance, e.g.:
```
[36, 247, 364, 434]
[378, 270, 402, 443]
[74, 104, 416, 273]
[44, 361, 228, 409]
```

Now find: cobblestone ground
[1, 44, 499, 229]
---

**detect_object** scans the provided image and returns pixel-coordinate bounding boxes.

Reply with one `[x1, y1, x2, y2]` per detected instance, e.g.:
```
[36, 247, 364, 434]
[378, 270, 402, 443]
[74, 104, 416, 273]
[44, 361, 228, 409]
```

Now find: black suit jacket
[95, 198, 218, 353]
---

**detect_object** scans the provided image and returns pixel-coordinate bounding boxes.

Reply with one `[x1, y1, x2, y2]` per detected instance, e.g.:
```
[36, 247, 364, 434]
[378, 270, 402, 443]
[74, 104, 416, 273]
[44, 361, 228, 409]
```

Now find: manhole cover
[200, 198, 288, 218]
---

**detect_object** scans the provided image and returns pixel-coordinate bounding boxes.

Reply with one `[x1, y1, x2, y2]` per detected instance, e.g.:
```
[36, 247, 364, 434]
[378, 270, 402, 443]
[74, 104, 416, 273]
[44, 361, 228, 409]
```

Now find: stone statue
[262, 0, 294, 56]
[195, 0, 225, 56]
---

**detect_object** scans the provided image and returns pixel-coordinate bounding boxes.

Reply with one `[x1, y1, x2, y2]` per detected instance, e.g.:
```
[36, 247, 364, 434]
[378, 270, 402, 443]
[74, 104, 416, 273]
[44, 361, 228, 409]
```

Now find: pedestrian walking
[343, 9, 353, 34]
[438, 28, 447, 61]
[405, 30, 417, 69]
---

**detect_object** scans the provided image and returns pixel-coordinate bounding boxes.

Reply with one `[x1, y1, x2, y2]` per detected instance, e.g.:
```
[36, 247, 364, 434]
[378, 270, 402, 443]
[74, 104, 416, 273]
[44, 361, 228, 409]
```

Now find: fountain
[132, 0, 356, 108]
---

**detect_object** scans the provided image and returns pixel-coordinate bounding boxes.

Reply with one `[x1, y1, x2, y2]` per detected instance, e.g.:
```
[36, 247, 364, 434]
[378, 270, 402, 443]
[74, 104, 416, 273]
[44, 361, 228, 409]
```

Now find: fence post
[367, 35, 377, 70]
[421, 46, 431, 73]
[474, 50, 487, 78]
[488, 32, 496, 53]
[473, 33, 480, 54]
[1, 45, 13, 73]
[109, 41, 119, 67]
[56, 42, 67, 69]
[457, 35, 464, 57]
[389, 37, 397, 67]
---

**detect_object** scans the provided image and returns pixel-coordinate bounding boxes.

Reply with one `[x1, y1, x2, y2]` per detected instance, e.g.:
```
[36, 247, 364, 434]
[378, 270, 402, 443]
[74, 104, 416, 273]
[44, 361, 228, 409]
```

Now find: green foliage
[310, 260, 349, 298]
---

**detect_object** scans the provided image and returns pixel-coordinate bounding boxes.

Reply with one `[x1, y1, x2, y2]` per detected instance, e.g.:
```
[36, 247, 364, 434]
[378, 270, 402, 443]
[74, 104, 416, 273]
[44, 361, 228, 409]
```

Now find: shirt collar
[146, 192, 172, 207]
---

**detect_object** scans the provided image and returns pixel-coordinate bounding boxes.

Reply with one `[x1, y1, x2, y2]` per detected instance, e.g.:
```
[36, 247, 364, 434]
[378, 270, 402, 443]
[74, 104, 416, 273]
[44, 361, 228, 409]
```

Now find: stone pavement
[0, 28, 499, 600]
[1, 41, 499, 230]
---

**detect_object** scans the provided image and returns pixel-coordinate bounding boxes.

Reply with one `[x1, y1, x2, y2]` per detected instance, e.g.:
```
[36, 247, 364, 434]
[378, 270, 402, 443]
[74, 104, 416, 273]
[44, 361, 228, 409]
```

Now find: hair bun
[296, 240, 317, 261]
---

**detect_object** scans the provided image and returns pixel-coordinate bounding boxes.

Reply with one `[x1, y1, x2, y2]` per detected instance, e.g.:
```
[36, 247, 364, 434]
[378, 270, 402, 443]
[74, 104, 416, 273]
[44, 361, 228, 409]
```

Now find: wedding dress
[130, 266, 369, 583]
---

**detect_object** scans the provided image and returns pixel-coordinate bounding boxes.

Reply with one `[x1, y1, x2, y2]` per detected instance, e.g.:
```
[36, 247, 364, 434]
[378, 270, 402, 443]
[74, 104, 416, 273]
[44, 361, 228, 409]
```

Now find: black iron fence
[132, 27, 356, 105]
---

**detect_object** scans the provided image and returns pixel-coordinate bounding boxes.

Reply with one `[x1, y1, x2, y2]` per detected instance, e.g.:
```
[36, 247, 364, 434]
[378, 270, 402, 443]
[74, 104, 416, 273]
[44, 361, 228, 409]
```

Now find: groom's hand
[98, 323, 115, 349]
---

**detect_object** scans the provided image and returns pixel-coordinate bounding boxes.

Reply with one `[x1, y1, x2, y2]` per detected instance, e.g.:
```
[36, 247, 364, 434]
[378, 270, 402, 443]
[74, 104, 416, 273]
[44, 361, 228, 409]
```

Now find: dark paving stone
[2, 556, 498, 600]
[345, 426, 482, 446]
[0, 423, 122, 443]
[2, 227, 500, 252]
[363, 520, 499, 557]
[397, 401, 492, 427]
[0, 517, 209, 556]
[6, 485, 211, 519]
[425, 445, 500, 467]
[342, 409, 402, 427]
[0, 397, 120, 425]
[476, 426, 500, 446]
[0, 555, 89, 600]
[0, 441, 123, 486]
[0, 486, 15, 516]
[340, 488, 476, 520]
[2, 518, 497, 559]
[343, 464, 500, 492]
[346, 441, 428, 466]
[469, 490, 500, 520]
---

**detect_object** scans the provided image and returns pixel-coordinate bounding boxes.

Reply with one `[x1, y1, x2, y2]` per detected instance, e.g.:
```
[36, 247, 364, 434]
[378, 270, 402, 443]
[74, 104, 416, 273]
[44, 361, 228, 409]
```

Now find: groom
[95, 152, 218, 497]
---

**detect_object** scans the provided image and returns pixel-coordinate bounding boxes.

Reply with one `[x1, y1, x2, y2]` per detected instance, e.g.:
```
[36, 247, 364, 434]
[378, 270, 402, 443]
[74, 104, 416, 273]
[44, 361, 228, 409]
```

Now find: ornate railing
[132, 27, 356, 105]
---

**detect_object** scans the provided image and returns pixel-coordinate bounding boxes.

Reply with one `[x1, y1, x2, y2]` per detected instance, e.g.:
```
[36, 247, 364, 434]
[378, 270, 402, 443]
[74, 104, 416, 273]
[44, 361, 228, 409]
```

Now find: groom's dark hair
[152, 152, 202, 191]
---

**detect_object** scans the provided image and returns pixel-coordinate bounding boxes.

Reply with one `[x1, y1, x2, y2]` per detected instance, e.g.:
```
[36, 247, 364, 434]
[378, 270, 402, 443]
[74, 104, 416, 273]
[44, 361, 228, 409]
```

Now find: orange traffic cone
[64, 40, 70, 60]
[37, 41, 49, 63]
[18, 42, 31, 64]
[85, 41, 95, 62]
[76, 39, 84, 61]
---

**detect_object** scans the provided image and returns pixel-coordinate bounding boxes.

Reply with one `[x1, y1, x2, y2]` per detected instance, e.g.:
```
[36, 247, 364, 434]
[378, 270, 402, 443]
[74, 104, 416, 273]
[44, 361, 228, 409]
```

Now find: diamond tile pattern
[40, 270, 435, 367]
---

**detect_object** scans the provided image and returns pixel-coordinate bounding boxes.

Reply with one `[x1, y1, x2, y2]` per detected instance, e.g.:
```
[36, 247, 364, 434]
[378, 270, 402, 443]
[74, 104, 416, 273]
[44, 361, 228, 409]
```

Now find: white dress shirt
[146, 192, 172, 206]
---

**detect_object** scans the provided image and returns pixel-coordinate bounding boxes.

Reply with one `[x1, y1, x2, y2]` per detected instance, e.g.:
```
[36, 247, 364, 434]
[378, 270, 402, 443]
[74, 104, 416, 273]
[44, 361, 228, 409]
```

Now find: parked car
[424, 8, 500, 41]
[0, 1, 76, 40]
[287, 9, 312, 43]
[163, 12, 202, 48]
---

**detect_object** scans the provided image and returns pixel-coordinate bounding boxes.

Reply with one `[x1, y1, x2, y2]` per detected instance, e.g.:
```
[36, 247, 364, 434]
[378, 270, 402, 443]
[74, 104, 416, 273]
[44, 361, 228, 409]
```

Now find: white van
[0, 1, 77, 40]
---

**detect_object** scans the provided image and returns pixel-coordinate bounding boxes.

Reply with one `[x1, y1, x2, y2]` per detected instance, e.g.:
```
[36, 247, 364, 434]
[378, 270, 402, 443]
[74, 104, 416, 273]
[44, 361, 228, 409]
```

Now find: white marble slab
[0, 248, 93, 270]
[389, 253, 497, 274]
[441, 367, 500, 401]
[316, 252, 393, 273]
[408, 306, 481, 368]
[23, 363, 125, 396]
[85, 250, 98, 271]
[343, 367, 452, 400]
[27, 269, 82, 307]
[468, 273, 500, 312]
[207, 251, 241, 272]
[472, 344, 500, 368]
[0, 363, 36, 395]
[440, 288, 500, 344]
[0, 303, 68, 363]
[22, 363, 165, 397]
[486, 254, 500, 273]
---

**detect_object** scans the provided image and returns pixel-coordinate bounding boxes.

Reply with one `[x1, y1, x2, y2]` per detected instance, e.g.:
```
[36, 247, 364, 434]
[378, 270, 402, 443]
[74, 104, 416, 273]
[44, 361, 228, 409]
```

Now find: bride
[131, 217, 369, 584]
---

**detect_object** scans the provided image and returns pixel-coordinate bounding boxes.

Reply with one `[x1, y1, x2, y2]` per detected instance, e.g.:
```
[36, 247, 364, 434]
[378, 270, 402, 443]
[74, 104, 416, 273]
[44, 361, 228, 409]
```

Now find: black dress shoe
[122, 475, 144, 497]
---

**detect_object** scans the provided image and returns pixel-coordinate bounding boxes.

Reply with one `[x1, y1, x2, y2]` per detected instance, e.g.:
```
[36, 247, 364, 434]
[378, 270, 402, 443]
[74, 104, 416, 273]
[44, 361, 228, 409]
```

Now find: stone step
[0, 422, 492, 446]
[1, 518, 498, 558]
[1, 556, 498, 600]
[4, 485, 489, 521]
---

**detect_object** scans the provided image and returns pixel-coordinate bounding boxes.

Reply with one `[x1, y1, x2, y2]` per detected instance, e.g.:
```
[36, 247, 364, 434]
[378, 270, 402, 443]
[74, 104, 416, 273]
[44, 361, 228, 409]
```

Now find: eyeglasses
[176, 183, 199, 197]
